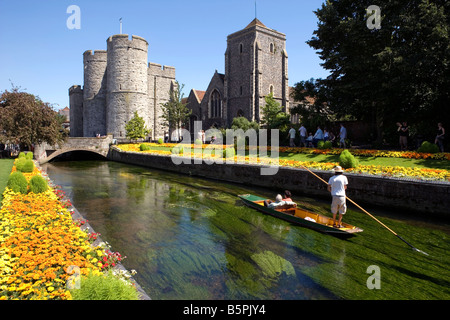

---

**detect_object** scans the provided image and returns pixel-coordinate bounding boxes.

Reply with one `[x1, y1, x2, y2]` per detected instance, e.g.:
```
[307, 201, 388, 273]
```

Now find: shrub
[26, 152, 33, 160]
[15, 158, 35, 173]
[194, 139, 202, 145]
[29, 175, 48, 193]
[171, 146, 184, 155]
[223, 147, 235, 159]
[417, 141, 439, 154]
[323, 141, 332, 149]
[339, 149, 359, 169]
[19, 152, 26, 158]
[139, 144, 151, 151]
[70, 271, 139, 300]
[157, 138, 164, 144]
[7, 171, 28, 194]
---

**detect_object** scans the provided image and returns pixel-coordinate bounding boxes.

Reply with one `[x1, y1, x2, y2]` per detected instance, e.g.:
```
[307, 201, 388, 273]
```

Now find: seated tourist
[283, 190, 293, 202]
[264, 194, 285, 208]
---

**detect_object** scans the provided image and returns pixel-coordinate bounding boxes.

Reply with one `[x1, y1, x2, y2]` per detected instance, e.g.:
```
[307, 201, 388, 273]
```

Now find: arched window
[210, 90, 222, 118]
[270, 43, 274, 53]
[269, 85, 274, 94]
[237, 109, 244, 117]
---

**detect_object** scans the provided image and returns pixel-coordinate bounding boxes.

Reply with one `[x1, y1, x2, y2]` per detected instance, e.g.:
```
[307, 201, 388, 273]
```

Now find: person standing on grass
[397, 121, 409, 151]
[338, 123, 347, 148]
[288, 126, 296, 147]
[299, 124, 307, 147]
[435, 122, 445, 152]
[327, 166, 348, 228]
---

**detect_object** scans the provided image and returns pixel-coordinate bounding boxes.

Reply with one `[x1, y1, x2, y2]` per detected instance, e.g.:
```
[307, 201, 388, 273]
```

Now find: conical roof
[244, 18, 267, 29]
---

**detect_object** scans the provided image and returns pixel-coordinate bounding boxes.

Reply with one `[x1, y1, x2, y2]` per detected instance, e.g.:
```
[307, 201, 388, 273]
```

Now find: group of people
[397, 121, 446, 152]
[264, 165, 349, 228]
[288, 123, 347, 149]
[0, 142, 21, 158]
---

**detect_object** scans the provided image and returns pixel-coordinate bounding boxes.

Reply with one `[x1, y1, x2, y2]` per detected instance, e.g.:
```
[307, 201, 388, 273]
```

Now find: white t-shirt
[299, 126, 307, 137]
[289, 128, 296, 139]
[328, 174, 348, 197]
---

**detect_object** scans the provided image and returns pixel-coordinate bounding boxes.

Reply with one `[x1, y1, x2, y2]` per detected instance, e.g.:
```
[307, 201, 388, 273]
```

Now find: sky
[0, 0, 329, 110]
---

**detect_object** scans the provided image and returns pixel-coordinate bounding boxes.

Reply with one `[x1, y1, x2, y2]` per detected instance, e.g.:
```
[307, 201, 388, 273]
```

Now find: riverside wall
[108, 148, 450, 218]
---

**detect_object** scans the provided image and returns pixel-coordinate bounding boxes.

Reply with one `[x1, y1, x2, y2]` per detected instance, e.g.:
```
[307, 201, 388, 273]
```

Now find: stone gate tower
[69, 34, 175, 139]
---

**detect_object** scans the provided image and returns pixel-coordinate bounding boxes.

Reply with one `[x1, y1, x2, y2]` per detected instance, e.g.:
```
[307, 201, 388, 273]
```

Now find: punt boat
[238, 194, 363, 237]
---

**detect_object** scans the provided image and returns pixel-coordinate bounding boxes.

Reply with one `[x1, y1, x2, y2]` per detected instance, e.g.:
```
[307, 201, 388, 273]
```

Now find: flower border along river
[116, 143, 450, 182]
[0, 159, 138, 300]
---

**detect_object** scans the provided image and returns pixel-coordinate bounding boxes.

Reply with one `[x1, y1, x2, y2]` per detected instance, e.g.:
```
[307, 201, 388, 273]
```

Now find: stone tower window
[270, 43, 274, 53]
[210, 90, 222, 118]
[240, 86, 243, 96]
[269, 85, 274, 94]
[239, 43, 243, 54]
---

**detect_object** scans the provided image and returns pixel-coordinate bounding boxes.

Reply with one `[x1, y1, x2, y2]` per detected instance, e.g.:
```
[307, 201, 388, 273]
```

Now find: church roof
[245, 18, 267, 29]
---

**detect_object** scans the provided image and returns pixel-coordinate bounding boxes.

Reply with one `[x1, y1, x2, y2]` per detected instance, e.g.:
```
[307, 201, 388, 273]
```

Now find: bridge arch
[36, 135, 113, 164]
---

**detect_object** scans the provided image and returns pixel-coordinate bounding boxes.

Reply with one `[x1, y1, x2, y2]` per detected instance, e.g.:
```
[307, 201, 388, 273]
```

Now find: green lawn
[278, 152, 450, 171]
[0, 159, 14, 205]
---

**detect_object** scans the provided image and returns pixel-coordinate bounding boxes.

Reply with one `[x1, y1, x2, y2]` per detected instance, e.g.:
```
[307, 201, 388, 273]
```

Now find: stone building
[185, 18, 290, 132]
[69, 34, 176, 139]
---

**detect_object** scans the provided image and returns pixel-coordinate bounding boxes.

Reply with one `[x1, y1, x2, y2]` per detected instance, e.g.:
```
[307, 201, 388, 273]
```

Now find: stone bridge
[35, 135, 113, 164]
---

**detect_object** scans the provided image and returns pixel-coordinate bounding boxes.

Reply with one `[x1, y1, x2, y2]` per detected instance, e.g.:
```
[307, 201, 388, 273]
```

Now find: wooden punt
[238, 194, 363, 237]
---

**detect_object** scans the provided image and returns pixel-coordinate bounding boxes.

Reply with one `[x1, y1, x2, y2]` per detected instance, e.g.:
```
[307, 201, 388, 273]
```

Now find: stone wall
[108, 148, 450, 218]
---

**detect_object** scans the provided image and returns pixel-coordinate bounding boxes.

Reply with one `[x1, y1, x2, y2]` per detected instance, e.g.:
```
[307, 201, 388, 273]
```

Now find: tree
[290, 78, 335, 129]
[231, 116, 259, 131]
[125, 111, 150, 142]
[160, 81, 191, 142]
[0, 87, 66, 149]
[260, 93, 290, 130]
[302, 0, 450, 144]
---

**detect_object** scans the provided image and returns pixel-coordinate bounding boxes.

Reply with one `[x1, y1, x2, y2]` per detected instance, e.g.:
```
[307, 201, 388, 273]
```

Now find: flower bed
[0, 160, 135, 300]
[115, 144, 450, 182]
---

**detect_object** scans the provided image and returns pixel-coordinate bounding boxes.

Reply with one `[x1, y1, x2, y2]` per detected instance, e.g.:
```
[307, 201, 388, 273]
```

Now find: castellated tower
[68, 85, 83, 137]
[83, 50, 107, 137]
[225, 19, 289, 124]
[106, 35, 149, 138]
[69, 34, 175, 139]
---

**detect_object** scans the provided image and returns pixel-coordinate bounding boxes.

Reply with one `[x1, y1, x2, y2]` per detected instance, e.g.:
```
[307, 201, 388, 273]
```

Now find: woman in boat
[327, 166, 348, 228]
[282, 190, 292, 202]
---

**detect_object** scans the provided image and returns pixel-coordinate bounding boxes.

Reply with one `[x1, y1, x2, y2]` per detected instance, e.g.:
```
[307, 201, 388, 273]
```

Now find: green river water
[41, 160, 450, 300]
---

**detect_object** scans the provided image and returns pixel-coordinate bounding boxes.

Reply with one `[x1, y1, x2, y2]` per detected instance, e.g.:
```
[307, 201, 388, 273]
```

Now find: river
[41, 160, 450, 300]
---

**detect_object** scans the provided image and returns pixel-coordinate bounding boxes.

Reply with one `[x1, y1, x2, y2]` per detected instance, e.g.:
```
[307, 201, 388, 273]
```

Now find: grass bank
[0, 159, 14, 205]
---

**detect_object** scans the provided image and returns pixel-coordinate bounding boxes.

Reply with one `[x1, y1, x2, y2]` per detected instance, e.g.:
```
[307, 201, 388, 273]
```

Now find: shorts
[331, 196, 347, 215]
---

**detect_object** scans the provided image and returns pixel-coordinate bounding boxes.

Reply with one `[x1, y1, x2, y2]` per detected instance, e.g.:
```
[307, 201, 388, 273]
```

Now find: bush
[139, 144, 151, 151]
[171, 146, 184, 155]
[18, 152, 26, 158]
[417, 141, 439, 154]
[323, 141, 332, 149]
[29, 175, 48, 193]
[339, 149, 359, 169]
[70, 271, 139, 300]
[26, 152, 33, 160]
[194, 139, 202, 145]
[223, 147, 235, 159]
[157, 138, 164, 144]
[7, 171, 28, 194]
[15, 158, 35, 173]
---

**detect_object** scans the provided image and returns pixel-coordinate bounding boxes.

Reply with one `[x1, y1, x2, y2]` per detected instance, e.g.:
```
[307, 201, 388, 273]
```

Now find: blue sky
[0, 0, 329, 110]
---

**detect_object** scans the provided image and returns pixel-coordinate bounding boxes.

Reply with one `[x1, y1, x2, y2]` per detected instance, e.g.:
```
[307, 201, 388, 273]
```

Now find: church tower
[224, 18, 289, 125]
